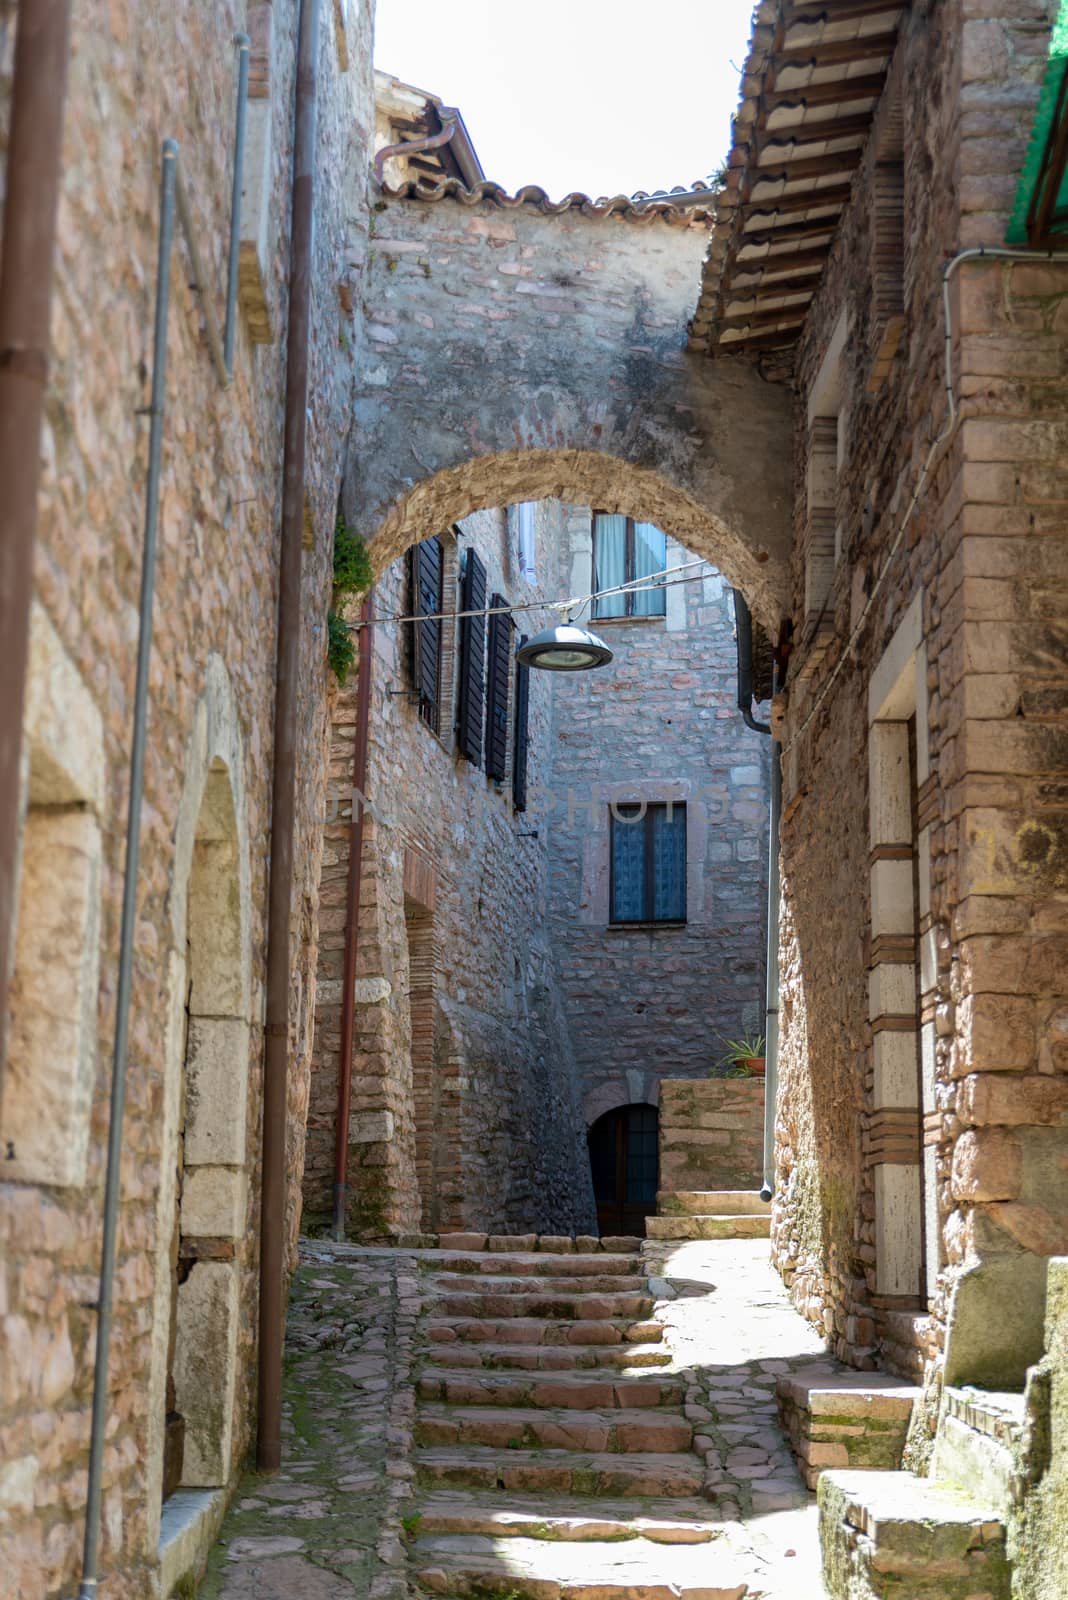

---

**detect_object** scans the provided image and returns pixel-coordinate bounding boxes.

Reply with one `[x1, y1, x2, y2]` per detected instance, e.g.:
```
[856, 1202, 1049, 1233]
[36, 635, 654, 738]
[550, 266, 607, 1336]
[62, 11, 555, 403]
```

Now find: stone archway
[145, 657, 253, 1551]
[349, 189, 794, 631]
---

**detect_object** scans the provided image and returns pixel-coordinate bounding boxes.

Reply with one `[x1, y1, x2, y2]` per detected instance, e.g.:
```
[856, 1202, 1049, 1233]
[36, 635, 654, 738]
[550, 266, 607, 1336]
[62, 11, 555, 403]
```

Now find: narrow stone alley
[199, 1233, 840, 1598]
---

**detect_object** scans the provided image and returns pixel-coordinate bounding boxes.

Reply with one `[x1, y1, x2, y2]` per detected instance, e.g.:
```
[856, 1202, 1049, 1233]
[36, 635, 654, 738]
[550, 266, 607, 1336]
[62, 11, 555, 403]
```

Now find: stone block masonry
[658, 1079, 765, 1195]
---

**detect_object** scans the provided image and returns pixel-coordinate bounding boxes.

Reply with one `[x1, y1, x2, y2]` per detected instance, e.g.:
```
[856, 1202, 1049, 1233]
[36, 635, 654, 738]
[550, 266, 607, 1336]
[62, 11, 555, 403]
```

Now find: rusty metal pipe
[374, 116, 457, 185]
[257, 0, 322, 1475]
[0, 0, 73, 1079]
[332, 589, 374, 1240]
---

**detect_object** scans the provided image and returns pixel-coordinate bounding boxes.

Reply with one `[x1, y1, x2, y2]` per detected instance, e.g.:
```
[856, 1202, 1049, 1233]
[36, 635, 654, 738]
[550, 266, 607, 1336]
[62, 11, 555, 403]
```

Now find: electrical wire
[781, 244, 1068, 757]
[345, 557, 716, 632]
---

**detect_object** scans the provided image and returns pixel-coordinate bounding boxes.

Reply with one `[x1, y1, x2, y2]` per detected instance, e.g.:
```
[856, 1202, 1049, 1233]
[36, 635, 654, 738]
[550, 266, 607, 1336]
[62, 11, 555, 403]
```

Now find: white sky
[373, 0, 757, 202]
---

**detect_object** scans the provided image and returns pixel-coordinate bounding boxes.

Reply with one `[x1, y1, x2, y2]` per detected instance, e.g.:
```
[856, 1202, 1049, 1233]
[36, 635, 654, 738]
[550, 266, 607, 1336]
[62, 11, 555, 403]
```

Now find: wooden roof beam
[739, 184, 852, 217]
[775, 30, 901, 68]
[784, 1, 906, 25]
[749, 149, 863, 186]
[764, 71, 887, 110]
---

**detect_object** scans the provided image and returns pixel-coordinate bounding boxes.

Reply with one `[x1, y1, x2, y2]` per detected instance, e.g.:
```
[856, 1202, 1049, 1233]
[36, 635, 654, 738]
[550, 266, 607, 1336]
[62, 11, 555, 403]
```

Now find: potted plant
[714, 1034, 766, 1078]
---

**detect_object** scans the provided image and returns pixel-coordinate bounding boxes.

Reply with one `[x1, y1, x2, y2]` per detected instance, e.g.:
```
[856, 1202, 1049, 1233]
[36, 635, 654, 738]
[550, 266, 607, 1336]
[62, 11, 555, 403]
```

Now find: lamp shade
[515, 622, 614, 672]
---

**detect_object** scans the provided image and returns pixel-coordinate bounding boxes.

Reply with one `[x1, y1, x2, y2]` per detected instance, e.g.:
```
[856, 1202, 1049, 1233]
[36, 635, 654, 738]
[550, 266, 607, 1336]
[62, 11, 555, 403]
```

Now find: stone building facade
[545, 505, 770, 1129]
[303, 503, 597, 1240]
[0, 3, 374, 1596]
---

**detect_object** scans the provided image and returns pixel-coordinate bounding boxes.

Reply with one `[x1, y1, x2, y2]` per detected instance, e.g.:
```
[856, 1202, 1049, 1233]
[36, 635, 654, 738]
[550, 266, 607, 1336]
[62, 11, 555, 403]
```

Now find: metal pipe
[224, 32, 251, 375]
[0, 0, 73, 1079]
[732, 589, 772, 735]
[761, 722, 782, 1203]
[258, 0, 322, 1475]
[78, 140, 178, 1600]
[174, 161, 229, 387]
[333, 588, 375, 1240]
[374, 116, 458, 185]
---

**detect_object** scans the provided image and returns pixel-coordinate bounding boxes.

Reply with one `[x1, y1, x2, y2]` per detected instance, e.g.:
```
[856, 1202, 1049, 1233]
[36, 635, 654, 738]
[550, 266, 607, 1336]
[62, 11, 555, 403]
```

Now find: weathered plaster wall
[544, 504, 769, 1122]
[0, 3, 373, 1594]
[772, 1, 1068, 1414]
[347, 191, 794, 630]
[305, 504, 596, 1239]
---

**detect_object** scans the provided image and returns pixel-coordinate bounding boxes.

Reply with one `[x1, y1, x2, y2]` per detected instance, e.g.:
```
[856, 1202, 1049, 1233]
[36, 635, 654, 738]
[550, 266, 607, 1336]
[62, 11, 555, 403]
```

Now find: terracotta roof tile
[380, 176, 716, 228]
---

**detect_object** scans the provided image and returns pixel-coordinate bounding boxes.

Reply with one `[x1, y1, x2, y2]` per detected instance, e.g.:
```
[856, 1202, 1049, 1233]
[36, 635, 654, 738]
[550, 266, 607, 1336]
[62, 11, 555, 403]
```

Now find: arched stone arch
[350, 193, 795, 631]
[145, 656, 253, 1550]
[351, 448, 787, 632]
[583, 1074, 662, 1129]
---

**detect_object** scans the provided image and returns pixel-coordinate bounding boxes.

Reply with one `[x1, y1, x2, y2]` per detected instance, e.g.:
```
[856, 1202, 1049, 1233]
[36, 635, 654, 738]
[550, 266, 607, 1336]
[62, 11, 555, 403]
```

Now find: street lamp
[515, 619, 613, 672]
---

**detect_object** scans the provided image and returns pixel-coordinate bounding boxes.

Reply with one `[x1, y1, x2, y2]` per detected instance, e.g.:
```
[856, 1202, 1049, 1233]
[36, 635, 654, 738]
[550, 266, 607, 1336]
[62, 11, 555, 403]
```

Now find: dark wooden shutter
[513, 639, 530, 812]
[485, 593, 512, 782]
[457, 549, 486, 765]
[411, 537, 443, 733]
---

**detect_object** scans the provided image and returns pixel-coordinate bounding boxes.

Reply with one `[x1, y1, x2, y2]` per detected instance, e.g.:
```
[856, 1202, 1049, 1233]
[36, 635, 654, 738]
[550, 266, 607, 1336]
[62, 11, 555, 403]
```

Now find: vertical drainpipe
[0, 0, 73, 1076]
[333, 591, 374, 1240]
[257, 0, 322, 1475]
[731, 592, 779, 1200]
[761, 722, 782, 1204]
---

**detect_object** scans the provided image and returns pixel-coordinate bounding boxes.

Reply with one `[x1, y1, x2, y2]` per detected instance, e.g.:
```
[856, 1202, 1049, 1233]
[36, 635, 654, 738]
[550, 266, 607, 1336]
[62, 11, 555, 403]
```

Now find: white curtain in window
[516, 502, 537, 584]
[593, 513, 627, 617]
[633, 523, 667, 617]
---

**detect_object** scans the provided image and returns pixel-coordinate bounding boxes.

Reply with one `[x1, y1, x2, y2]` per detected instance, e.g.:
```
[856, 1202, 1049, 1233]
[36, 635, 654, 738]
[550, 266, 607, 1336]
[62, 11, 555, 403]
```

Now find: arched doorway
[587, 1104, 659, 1238]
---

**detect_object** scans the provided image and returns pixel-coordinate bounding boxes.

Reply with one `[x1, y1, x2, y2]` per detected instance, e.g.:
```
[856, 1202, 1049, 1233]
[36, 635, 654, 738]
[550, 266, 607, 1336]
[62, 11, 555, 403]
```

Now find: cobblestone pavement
[202, 1237, 836, 1598]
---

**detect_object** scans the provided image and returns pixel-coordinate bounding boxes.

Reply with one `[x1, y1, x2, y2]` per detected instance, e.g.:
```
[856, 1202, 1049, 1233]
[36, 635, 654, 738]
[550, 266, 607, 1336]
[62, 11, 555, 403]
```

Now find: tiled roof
[692, 0, 910, 363]
[380, 177, 717, 228]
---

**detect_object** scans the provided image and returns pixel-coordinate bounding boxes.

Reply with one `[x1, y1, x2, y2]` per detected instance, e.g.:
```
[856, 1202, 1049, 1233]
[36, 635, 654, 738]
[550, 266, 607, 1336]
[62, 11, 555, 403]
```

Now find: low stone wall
[658, 1078, 765, 1194]
[777, 1367, 919, 1490]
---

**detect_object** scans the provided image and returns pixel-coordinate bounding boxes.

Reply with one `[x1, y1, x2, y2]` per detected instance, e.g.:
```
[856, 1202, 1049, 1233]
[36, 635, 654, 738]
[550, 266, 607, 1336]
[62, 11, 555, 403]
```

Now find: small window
[609, 802, 686, 924]
[592, 514, 667, 619]
[515, 502, 537, 584]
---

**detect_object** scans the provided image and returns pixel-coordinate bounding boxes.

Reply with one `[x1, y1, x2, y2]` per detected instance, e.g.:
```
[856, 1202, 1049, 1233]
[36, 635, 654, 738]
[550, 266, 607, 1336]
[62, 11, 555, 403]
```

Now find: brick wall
[544, 503, 770, 1125]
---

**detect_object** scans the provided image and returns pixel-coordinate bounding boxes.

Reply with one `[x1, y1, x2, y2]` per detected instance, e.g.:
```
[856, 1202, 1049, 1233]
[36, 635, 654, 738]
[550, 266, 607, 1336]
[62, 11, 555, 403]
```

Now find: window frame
[591, 513, 667, 621]
[608, 801, 687, 926]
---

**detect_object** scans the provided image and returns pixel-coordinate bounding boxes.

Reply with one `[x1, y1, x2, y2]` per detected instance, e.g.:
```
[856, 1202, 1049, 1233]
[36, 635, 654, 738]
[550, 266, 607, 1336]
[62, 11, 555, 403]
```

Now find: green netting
[1007, 0, 1068, 244]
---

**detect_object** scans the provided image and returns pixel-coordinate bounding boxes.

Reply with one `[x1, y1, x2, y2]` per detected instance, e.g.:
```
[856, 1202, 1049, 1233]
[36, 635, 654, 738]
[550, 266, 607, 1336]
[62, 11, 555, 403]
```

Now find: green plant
[713, 1034, 766, 1076]
[332, 512, 373, 599]
[327, 610, 356, 685]
[400, 1512, 422, 1538]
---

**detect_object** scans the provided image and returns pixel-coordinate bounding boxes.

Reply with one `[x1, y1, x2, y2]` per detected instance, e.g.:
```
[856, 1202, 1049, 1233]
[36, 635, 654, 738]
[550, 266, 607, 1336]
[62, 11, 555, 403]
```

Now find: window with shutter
[484, 594, 512, 782]
[410, 536, 444, 734]
[457, 549, 486, 765]
[592, 515, 667, 619]
[512, 640, 530, 812]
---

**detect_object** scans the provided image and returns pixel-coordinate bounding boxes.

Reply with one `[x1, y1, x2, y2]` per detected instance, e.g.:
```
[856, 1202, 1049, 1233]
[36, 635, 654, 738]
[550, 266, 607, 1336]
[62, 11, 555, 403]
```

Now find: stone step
[435, 1291, 656, 1320]
[433, 1272, 645, 1296]
[415, 1402, 693, 1454]
[426, 1318, 665, 1348]
[645, 1215, 771, 1242]
[434, 1252, 644, 1278]
[818, 1469, 1009, 1599]
[417, 1368, 685, 1409]
[411, 1533, 749, 1599]
[415, 1445, 706, 1499]
[429, 1341, 673, 1372]
[657, 1190, 771, 1218]
[776, 1365, 920, 1489]
[436, 1234, 642, 1255]
[411, 1490, 722, 1544]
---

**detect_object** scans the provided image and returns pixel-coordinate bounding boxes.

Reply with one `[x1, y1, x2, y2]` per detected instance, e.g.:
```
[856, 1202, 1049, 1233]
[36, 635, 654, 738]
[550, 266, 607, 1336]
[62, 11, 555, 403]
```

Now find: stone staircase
[406, 1234, 752, 1599]
[646, 1190, 771, 1242]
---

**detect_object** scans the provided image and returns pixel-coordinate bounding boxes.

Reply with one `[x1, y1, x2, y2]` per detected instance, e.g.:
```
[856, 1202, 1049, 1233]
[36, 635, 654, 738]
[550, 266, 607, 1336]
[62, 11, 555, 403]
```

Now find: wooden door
[587, 1104, 659, 1238]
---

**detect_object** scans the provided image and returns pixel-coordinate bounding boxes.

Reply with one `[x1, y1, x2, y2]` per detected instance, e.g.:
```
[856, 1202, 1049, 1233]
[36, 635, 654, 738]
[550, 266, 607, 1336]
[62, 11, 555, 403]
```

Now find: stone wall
[304, 503, 597, 1239]
[658, 1078, 765, 1195]
[772, 0, 1068, 1406]
[348, 188, 794, 631]
[544, 504, 769, 1126]
[0, 3, 373, 1595]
